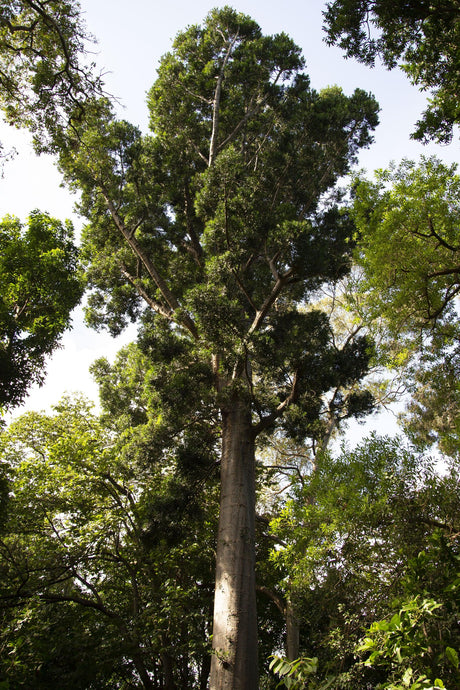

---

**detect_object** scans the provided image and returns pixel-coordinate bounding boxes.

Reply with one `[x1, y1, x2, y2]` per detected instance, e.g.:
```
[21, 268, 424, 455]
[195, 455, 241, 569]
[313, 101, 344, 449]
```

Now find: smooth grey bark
[210, 394, 258, 689]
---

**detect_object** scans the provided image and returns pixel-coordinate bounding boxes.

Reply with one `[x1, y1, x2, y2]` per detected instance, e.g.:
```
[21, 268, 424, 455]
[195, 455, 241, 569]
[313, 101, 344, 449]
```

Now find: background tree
[401, 342, 460, 457]
[55, 8, 379, 686]
[352, 157, 460, 331]
[269, 435, 460, 689]
[0, 0, 104, 152]
[0, 211, 82, 411]
[0, 393, 218, 688]
[0, 1, 97, 412]
[350, 156, 460, 456]
[323, 0, 460, 143]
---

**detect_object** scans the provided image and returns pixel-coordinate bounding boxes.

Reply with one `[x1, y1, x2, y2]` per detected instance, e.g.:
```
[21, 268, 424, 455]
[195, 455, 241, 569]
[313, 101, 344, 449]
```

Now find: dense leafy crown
[57, 7, 379, 442]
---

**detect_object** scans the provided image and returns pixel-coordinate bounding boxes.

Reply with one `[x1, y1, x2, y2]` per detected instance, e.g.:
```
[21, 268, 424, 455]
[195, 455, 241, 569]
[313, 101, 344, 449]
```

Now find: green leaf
[390, 613, 401, 629]
[445, 646, 459, 669]
[402, 667, 414, 686]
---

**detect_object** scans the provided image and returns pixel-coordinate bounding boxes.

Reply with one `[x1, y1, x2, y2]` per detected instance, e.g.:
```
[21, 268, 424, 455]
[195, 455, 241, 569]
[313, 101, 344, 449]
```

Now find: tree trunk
[161, 650, 176, 690]
[130, 649, 155, 689]
[286, 600, 299, 661]
[199, 652, 211, 690]
[210, 394, 258, 689]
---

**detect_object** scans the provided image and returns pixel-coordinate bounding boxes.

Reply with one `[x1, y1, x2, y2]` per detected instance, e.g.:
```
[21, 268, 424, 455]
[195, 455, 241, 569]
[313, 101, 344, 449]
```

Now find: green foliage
[358, 598, 443, 675]
[0, 0, 103, 151]
[351, 157, 460, 455]
[401, 338, 460, 458]
[268, 435, 460, 688]
[352, 156, 460, 333]
[90, 333, 219, 487]
[55, 7, 380, 448]
[28, 7, 380, 683]
[356, 546, 460, 689]
[323, 0, 460, 143]
[0, 211, 83, 410]
[269, 655, 326, 689]
[4, 3, 460, 688]
[0, 395, 217, 687]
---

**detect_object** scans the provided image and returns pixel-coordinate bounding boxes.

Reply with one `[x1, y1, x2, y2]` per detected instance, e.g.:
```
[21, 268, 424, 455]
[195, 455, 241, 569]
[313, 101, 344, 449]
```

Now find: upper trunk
[210, 393, 258, 689]
[286, 600, 300, 661]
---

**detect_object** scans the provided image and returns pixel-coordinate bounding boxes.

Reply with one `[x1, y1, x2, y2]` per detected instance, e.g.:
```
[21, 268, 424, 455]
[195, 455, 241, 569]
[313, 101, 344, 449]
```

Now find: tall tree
[323, 0, 460, 143]
[401, 342, 460, 457]
[0, 211, 82, 411]
[57, 8, 379, 687]
[0, 0, 103, 152]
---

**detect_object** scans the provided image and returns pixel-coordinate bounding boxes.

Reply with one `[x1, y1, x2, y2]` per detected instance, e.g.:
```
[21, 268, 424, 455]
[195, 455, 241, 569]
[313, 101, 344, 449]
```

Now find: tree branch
[426, 265, 460, 279]
[120, 263, 175, 322]
[253, 371, 299, 434]
[209, 31, 239, 166]
[256, 585, 286, 616]
[248, 269, 294, 336]
[101, 189, 199, 339]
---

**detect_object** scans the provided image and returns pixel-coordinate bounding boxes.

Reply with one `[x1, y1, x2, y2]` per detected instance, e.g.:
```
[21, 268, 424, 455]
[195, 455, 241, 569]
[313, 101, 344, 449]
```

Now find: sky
[1, 0, 459, 435]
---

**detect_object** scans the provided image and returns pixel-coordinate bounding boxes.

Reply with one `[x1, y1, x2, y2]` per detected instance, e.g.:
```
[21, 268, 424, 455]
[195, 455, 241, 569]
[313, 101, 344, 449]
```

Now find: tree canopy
[352, 157, 460, 333]
[323, 0, 460, 143]
[0, 0, 103, 152]
[2, 400, 459, 688]
[0, 394, 218, 688]
[349, 157, 460, 456]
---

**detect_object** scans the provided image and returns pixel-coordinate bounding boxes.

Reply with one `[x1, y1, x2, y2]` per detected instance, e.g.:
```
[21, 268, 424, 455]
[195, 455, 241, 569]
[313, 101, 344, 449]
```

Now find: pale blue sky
[1, 0, 458, 426]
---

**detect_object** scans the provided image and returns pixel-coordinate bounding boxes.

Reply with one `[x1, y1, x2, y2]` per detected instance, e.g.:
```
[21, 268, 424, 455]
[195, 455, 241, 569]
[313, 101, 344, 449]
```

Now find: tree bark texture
[286, 601, 300, 661]
[210, 395, 258, 689]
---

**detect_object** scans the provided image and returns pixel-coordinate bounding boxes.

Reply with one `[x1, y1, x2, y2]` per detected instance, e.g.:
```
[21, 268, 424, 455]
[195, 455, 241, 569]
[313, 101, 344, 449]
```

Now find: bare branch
[248, 269, 294, 336]
[209, 31, 240, 166]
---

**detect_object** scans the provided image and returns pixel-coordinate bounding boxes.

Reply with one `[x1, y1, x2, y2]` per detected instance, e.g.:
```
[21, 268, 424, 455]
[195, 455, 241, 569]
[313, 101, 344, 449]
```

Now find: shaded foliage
[323, 0, 460, 142]
[0, 395, 218, 688]
[269, 436, 460, 688]
[0, 211, 82, 410]
[0, 0, 104, 151]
